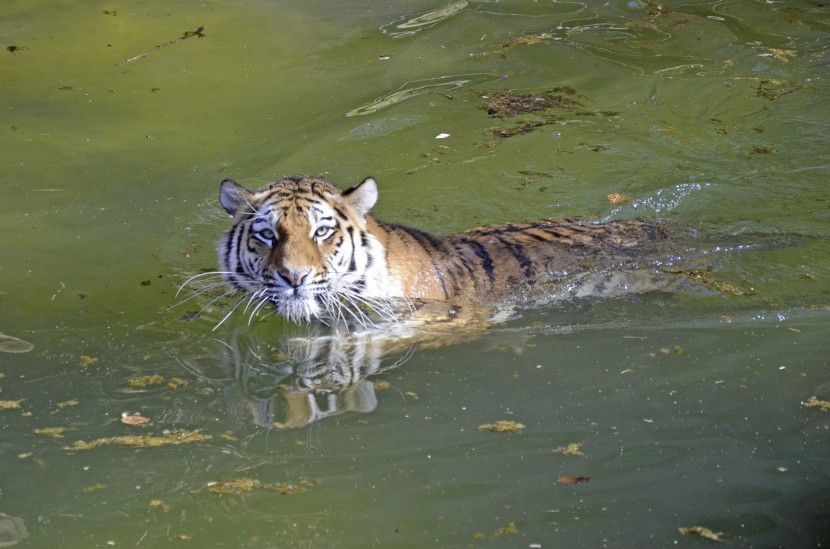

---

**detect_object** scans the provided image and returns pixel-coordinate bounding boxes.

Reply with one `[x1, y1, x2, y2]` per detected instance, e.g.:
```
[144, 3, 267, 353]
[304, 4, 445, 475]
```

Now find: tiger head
[218, 176, 400, 325]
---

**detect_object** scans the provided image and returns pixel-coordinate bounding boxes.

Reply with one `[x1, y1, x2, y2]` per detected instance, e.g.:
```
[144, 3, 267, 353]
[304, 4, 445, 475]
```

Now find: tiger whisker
[168, 281, 231, 310]
[340, 290, 400, 324]
[337, 293, 379, 329]
[317, 294, 340, 327]
[213, 293, 253, 331]
[248, 295, 272, 326]
[175, 271, 233, 297]
[243, 288, 267, 314]
[322, 294, 355, 329]
[181, 286, 239, 322]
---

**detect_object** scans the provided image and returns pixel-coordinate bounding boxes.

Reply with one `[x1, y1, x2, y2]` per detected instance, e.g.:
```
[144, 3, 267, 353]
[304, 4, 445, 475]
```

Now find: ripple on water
[0, 332, 34, 353]
[342, 114, 423, 140]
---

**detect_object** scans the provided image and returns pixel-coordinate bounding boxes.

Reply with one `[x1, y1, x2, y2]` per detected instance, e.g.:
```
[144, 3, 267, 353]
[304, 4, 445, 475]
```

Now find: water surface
[1, 1, 829, 547]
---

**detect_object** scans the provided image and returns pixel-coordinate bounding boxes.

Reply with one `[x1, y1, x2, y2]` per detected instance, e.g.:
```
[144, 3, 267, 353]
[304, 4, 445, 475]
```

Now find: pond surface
[2, 1, 830, 547]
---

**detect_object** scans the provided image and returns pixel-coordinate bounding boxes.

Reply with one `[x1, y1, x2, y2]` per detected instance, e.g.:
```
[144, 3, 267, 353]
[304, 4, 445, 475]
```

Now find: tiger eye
[315, 226, 333, 238]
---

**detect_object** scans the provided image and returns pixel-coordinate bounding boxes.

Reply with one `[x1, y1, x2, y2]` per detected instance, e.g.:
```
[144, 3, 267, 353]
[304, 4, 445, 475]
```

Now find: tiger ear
[219, 179, 253, 216]
[343, 177, 378, 217]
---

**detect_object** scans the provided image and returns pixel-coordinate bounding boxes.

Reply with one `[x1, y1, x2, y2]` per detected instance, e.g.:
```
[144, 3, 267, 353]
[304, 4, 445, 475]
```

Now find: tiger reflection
[216, 309, 484, 429]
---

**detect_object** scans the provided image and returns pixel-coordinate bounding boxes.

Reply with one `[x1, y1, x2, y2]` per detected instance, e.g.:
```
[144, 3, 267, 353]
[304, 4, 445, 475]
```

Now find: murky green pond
[2, 1, 829, 547]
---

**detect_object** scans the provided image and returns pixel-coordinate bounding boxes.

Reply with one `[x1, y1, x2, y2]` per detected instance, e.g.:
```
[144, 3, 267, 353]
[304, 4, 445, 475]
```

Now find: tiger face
[218, 176, 401, 324]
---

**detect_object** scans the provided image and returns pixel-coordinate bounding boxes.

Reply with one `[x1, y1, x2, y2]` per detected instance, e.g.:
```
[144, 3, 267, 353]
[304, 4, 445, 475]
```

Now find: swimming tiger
[215, 175, 685, 328]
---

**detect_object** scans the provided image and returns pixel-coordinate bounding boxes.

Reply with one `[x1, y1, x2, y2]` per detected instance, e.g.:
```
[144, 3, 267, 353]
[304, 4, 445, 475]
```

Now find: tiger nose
[278, 269, 311, 288]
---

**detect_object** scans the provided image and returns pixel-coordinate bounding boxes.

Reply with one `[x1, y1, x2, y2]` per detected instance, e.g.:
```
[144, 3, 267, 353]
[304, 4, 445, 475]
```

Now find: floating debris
[756, 79, 801, 101]
[127, 375, 164, 388]
[206, 477, 319, 496]
[487, 119, 550, 139]
[166, 377, 187, 389]
[652, 345, 684, 357]
[119, 25, 205, 65]
[661, 267, 746, 296]
[121, 413, 152, 425]
[476, 88, 583, 140]
[678, 526, 724, 541]
[494, 522, 518, 537]
[608, 193, 631, 205]
[478, 88, 581, 119]
[557, 475, 590, 484]
[759, 48, 796, 63]
[34, 427, 68, 439]
[750, 145, 776, 155]
[67, 430, 211, 451]
[79, 355, 98, 367]
[473, 521, 519, 541]
[803, 396, 830, 412]
[0, 332, 34, 353]
[126, 375, 186, 390]
[0, 400, 23, 410]
[478, 420, 526, 433]
[553, 443, 584, 456]
[149, 499, 170, 511]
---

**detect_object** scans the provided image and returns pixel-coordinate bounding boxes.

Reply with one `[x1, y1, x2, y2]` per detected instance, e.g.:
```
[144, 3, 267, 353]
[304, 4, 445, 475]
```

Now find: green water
[2, 1, 829, 547]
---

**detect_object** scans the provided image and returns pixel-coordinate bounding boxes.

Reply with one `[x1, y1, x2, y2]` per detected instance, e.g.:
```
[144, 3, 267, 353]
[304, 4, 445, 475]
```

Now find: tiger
[215, 175, 685, 329]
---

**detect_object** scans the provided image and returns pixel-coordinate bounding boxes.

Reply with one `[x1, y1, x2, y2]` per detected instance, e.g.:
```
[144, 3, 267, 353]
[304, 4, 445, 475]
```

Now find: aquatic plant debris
[608, 193, 631, 204]
[494, 522, 518, 537]
[206, 477, 319, 495]
[678, 526, 724, 541]
[0, 400, 24, 410]
[478, 420, 525, 433]
[127, 374, 164, 388]
[756, 79, 801, 101]
[127, 375, 187, 389]
[478, 88, 582, 118]
[660, 267, 746, 296]
[473, 521, 518, 540]
[759, 48, 796, 62]
[149, 499, 170, 511]
[34, 427, 68, 438]
[67, 430, 211, 451]
[553, 443, 584, 456]
[119, 25, 205, 65]
[476, 88, 586, 140]
[803, 396, 830, 412]
[79, 355, 98, 367]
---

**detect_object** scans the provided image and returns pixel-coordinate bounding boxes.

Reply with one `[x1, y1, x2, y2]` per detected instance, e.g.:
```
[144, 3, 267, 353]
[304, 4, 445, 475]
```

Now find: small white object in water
[435, 133, 450, 139]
